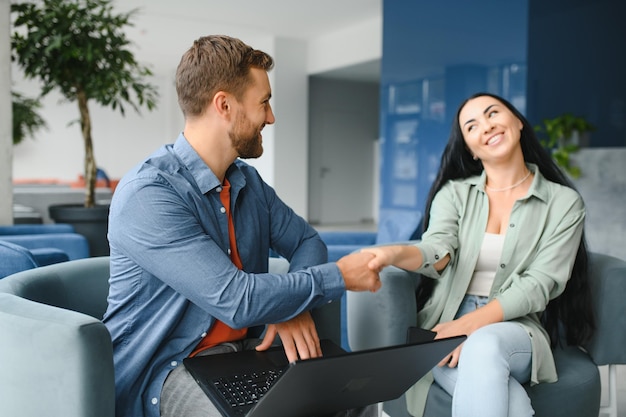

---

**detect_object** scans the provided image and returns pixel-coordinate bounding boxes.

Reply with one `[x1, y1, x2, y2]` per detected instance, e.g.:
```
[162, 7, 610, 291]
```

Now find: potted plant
[12, 91, 47, 145]
[11, 0, 158, 255]
[535, 113, 595, 178]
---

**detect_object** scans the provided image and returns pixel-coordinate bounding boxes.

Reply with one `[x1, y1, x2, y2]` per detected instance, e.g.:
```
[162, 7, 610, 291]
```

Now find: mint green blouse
[406, 164, 585, 416]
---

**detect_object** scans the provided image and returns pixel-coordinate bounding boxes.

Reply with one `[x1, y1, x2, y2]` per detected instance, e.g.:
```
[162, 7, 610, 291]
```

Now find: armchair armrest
[0, 233, 90, 260]
[0, 292, 114, 417]
[0, 240, 39, 278]
[0, 224, 75, 235]
[584, 252, 626, 366]
[30, 247, 70, 266]
[347, 265, 421, 350]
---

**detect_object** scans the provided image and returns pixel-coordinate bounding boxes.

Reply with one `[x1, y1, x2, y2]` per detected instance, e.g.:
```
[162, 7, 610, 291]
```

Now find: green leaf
[11, 0, 159, 207]
[11, 91, 48, 145]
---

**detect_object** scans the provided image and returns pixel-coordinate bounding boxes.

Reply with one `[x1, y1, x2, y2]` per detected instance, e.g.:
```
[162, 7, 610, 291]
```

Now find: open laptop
[183, 330, 465, 417]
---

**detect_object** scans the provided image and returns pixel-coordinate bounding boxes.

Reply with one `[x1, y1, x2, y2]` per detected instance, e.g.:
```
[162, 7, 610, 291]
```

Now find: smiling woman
[359, 92, 594, 417]
[458, 96, 529, 195]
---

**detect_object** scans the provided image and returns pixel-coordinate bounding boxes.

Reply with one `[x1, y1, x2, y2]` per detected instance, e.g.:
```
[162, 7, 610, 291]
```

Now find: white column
[271, 37, 309, 218]
[0, 0, 13, 225]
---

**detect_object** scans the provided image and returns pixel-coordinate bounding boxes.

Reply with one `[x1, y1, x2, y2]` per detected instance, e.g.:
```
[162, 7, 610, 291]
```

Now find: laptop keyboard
[211, 369, 285, 408]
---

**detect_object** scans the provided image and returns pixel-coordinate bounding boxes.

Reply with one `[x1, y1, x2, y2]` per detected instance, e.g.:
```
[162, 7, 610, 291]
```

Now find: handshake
[336, 244, 424, 293]
[335, 250, 383, 293]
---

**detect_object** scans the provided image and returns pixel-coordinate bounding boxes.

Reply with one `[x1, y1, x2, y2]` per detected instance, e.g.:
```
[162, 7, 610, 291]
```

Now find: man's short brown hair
[175, 35, 274, 118]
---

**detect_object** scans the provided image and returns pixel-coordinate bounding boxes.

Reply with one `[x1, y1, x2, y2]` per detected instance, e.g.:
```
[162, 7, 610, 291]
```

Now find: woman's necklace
[485, 170, 531, 192]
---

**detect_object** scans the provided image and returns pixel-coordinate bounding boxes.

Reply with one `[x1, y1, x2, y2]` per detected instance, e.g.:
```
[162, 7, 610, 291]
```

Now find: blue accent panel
[526, 0, 626, 147]
[379, 1, 528, 219]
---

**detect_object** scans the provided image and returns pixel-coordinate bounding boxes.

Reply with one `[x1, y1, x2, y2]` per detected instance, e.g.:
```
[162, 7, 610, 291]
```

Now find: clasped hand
[336, 251, 382, 293]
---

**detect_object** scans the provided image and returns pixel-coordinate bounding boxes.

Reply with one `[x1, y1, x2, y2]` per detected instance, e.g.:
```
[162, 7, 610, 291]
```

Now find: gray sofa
[0, 256, 340, 417]
[347, 250, 626, 417]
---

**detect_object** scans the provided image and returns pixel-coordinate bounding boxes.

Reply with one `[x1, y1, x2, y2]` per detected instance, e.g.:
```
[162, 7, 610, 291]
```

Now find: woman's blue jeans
[431, 295, 535, 417]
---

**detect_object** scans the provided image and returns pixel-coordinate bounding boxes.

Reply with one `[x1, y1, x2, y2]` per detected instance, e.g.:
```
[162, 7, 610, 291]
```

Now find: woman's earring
[472, 155, 478, 161]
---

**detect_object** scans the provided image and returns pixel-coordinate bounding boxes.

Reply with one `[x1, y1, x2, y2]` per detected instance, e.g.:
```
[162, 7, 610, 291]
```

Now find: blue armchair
[0, 224, 76, 235]
[0, 224, 90, 261]
[347, 251, 626, 417]
[0, 240, 69, 279]
[0, 257, 114, 417]
[0, 223, 90, 279]
[0, 256, 340, 417]
[0, 233, 89, 261]
[0, 240, 38, 278]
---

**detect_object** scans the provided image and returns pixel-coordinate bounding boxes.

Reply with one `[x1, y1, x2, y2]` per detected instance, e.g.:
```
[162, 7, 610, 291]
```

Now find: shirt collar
[465, 163, 550, 203]
[172, 133, 246, 195]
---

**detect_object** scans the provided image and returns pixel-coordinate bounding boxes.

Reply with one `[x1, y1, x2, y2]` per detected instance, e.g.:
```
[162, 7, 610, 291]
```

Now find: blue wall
[526, 0, 626, 147]
[379, 0, 626, 236]
[379, 1, 528, 237]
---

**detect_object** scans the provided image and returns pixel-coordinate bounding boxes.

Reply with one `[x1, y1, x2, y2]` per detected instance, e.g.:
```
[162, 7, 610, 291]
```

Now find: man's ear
[213, 91, 231, 119]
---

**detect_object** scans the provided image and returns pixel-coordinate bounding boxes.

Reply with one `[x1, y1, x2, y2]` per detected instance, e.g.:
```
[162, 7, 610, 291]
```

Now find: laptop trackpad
[265, 349, 289, 367]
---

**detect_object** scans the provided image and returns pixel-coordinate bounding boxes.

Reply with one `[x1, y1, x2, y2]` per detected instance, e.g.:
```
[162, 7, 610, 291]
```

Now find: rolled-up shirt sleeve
[412, 183, 459, 277]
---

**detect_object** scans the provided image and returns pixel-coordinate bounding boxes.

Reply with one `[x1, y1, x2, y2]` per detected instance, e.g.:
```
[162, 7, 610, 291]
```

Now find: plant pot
[48, 204, 110, 257]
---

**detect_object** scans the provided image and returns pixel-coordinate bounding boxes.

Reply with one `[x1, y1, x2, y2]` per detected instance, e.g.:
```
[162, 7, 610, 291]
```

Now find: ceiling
[122, 0, 381, 40]
[118, 0, 382, 82]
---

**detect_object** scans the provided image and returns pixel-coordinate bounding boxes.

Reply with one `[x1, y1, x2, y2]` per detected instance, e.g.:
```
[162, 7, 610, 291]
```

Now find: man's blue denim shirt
[103, 134, 345, 417]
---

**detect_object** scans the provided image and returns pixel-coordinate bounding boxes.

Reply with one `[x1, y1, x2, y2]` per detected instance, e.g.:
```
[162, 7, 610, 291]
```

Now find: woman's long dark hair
[416, 92, 594, 347]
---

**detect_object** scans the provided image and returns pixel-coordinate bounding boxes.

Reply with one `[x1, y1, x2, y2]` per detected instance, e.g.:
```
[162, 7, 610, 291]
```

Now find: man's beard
[229, 111, 263, 159]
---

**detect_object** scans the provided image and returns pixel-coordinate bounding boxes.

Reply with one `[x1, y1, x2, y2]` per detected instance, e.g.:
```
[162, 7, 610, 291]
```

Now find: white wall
[307, 16, 382, 76]
[571, 148, 626, 261]
[8, 6, 382, 220]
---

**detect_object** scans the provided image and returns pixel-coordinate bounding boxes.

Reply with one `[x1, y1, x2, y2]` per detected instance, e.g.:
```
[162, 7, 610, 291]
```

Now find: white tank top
[466, 233, 506, 297]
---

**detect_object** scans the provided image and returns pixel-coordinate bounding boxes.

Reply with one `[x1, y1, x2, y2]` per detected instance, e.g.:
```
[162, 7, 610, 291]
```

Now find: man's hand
[255, 311, 321, 363]
[336, 251, 381, 292]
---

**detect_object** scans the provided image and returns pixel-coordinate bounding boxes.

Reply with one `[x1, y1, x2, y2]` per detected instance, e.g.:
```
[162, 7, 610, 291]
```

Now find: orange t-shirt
[190, 179, 247, 357]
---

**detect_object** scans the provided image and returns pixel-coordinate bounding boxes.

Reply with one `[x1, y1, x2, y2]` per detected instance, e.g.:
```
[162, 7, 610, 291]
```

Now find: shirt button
[151, 398, 158, 405]
[423, 263, 430, 268]
[201, 332, 207, 338]
[216, 187, 222, 192]
[171, 361, 178, 367]
[227, 248, 232, 255]
[510, 223, 515, 228]
[500, 263, 506, 268]
[220, 207, 226, 213]
[434, 255, 440, 260]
